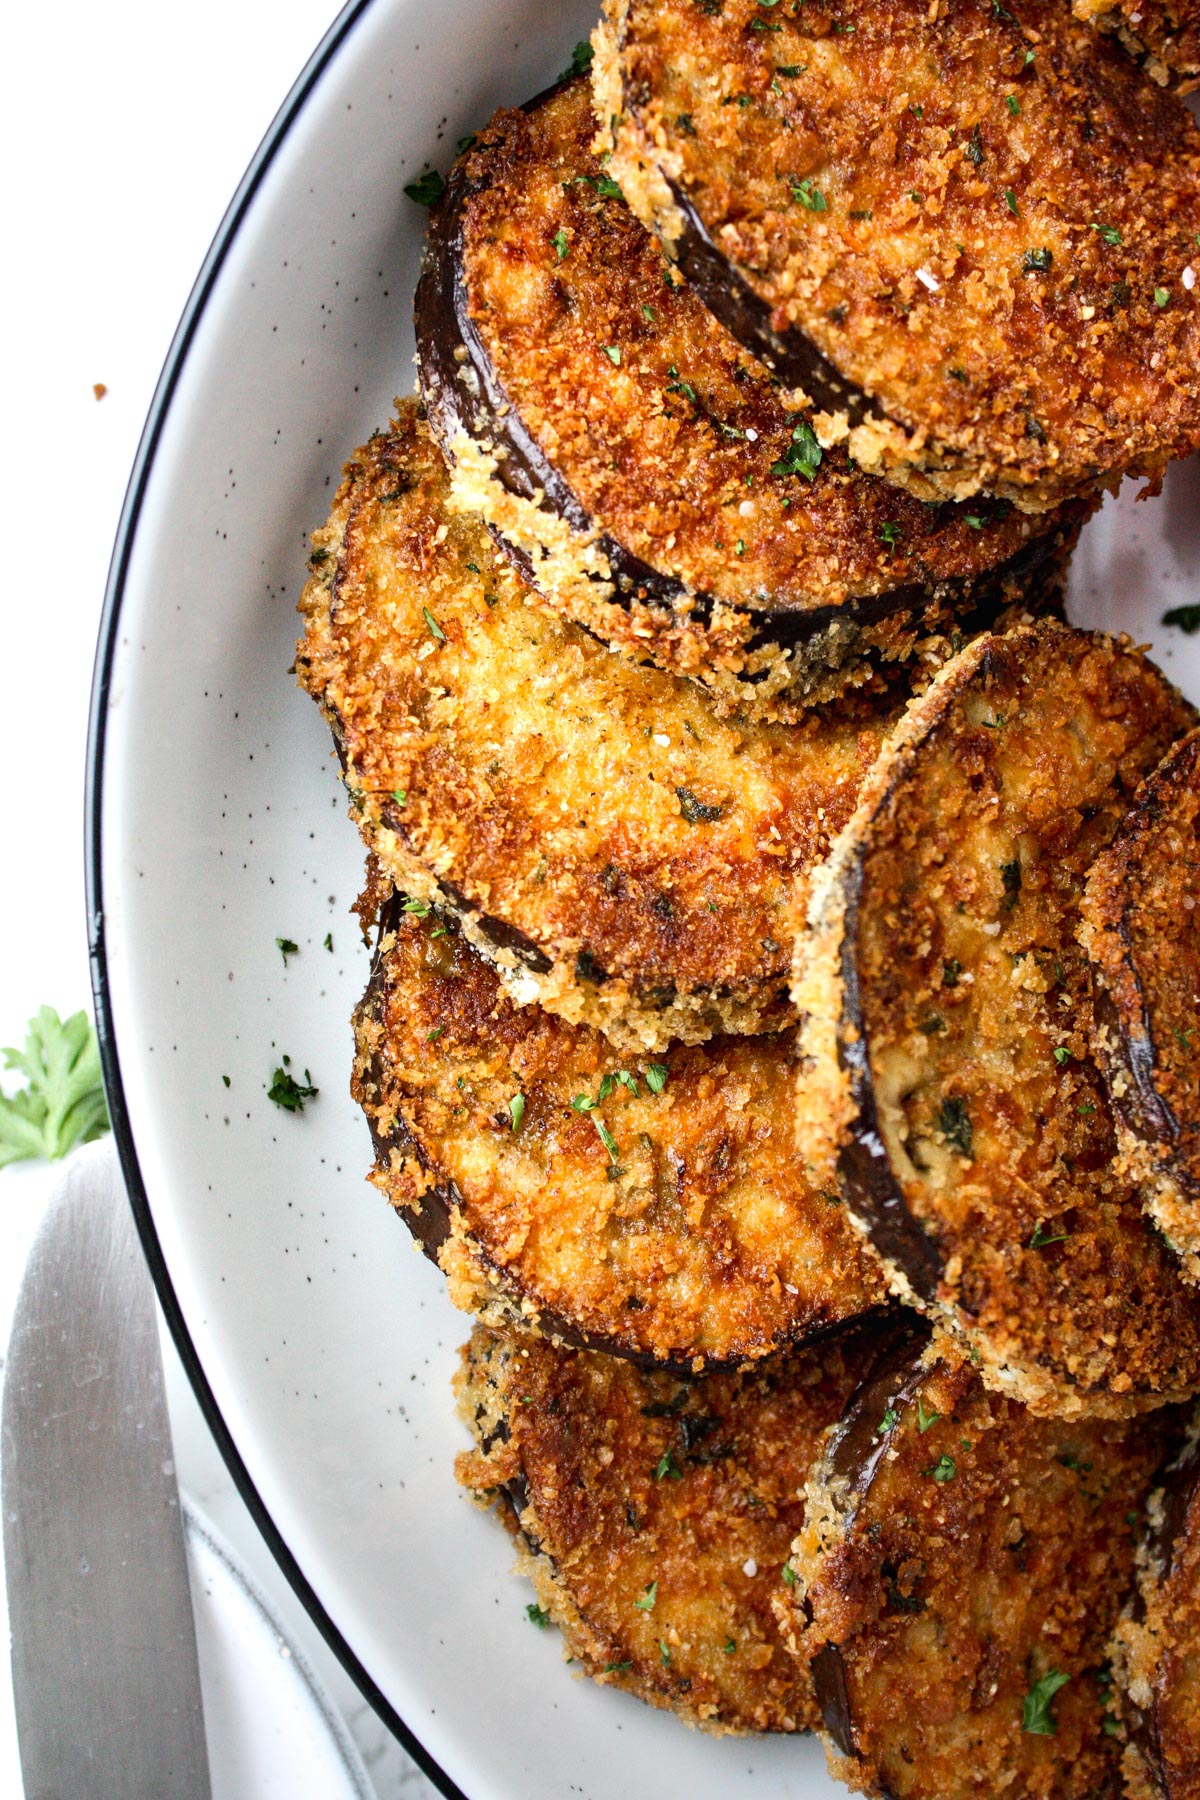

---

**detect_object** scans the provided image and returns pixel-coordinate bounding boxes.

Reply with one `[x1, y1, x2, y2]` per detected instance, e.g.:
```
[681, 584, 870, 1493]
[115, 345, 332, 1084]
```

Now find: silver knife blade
[2, 1137, 212, 1800]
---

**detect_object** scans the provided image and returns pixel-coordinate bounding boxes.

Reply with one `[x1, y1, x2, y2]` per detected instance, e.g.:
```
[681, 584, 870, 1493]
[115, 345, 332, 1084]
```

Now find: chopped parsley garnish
[560, 39, 593, 79]
[324, 932, 334, 952]
[966, 123, 985, 167]
[268, 1058, 318, 1113]
[1022, 247, 1052, 274]
[917, 1398, 942, 1433]
[222, 1074, 231, 1088]
[771, 419, 823, 479]
[508, 1093, 526, 1133]
[595, 174, 624, 201]
[926, 1454, 957, 1482]
[1022, 1670, 1070, 1736]
[1030, 1223, 1069, 1248]
[552, 227, 569, 260]
[776, 62, 806, 75]
[646, 1064, 669, 1094]
[401, 897, 430, 917]
[659, 1640, 671, 1665]
[735, 538, 746, 556]
[789, 176, 827, 212]
[781, 1562, 798, 1587]
[0, 1007, 110, 1168]
[426, 1025, 445, 1043]
[676, 786, 723, 824]
[1091, 222, 1123, 246]
[603, 1661, 633, 1674]
[592, 1116, 620, 1160]
[526, 1602, 551, 1628]
[391, 788, 407, 807]
[404, 170, 445, 207]
[655, 1450, 683, 1481]
[1154, 287, 1171, 309]
[1053, 1046, 1070, 1065]
[879, 521, 903, 552]
[641, 303, 657, 323]
[276, 936, 299, 965]
[1003, 187, 1020, 216]
[723, 1637, 737, 1654]
[937, 1096, 973, 1158]
[1006, 93, 1020, 115]
[422, 606, 446, 643]
[634, 1580, 658, 1612]
[942, 958, 962, 988]
[1001, 858, 1023, 908]
[1162, 603, 1200, 635]
[603, 345, 622, 365]
[876, 1407, 899, 1436]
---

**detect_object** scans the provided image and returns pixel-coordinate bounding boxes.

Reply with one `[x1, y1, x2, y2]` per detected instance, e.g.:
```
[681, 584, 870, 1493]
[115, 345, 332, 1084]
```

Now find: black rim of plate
[84, 4, 467, 1796]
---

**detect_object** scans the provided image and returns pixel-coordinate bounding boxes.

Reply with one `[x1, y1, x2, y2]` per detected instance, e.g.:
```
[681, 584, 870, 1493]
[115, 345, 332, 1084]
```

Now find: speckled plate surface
[86, 7, 1200, 1795]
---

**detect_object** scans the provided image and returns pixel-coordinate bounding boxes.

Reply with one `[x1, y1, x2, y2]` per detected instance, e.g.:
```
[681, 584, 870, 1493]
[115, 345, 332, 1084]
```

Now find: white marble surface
[2, 1, 442, 1792]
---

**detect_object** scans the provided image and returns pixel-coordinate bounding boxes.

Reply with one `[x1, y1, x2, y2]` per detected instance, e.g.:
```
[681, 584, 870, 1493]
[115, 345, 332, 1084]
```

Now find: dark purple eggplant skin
[1094, 983, 1182, 1155]
[412, 89, 1074, 697]
[833, 852, 945, 1304]
[802, 1325, 932, 1768]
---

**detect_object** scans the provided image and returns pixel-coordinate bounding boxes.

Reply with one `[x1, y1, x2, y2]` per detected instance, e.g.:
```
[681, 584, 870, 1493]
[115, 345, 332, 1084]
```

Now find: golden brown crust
[600, 0, 1200, 509]
[794, 621, 1200, 1415]
[419, 79, 1088, 713]
[295, 402, 902, 1052]
[1081, 728, 1200, 1278]
[1074, 0, 1200, 92]
[1113, 1421, 1200, 1797]
[352, 903, 885, 1370]
[790, 1339, 1179, 1798]
[454, 1321, 890, 1733]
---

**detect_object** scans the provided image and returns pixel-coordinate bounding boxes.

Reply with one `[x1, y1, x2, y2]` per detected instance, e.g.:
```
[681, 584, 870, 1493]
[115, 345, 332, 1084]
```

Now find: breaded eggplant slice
[594, 0, 1200, 510]
[787, 1333, 1181, 1799]
[352, 901, 886, 1371]
[1082, 729, 1200, 1279]
[296, 402, 903, 1053]
[454, 1319, 894, 1732]
[794, 621, 1200, 1415]
[1074, 0, 1200, 92]
[416, 79, 1086, 716]
[1113, 1416, 1200, 1797]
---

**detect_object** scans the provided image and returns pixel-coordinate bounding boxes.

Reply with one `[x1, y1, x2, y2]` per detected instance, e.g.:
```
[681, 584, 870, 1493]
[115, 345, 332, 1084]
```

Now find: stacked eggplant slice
[297, 5, 1200, 1786]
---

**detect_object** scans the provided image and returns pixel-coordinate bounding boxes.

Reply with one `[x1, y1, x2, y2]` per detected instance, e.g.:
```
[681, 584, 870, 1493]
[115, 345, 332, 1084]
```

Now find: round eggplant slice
[415, 78, 1086, 718]
[1113, 1418, 1200, 1797]
[594, 0, 1200, 511]
[352, 902, 886, 1372]
[296, 401, 905, 1053]
[1082, 729, 1200, 1279]
[454, 1317, 895, 1733]
[1073, 0, 1200, 92]
[794, 620, 1200, 1416]
[788, 1335, 1182, 1799]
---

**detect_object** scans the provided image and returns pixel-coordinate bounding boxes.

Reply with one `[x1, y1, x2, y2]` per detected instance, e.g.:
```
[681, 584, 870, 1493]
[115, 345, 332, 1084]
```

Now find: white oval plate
[184, 1499, 375, 1800]
[87, 3, 1200, 1794]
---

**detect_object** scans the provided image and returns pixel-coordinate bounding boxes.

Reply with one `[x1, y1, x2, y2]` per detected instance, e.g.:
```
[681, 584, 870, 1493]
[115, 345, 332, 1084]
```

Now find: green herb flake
[562, 39, 593, 79]
[942, 958, 962, 988]
[508, 1093, 526, 1133]
[966, 123, 985, 167]
[0, 1007, 110, 1168]
[723, 1637, 737, 1653]
[771, 419, 823, 480]
[422, 606, 446, 643]
[788, 176, 827, 212]
[880, 521, 903, 552]
[646, 1063, 670, 1094]
[735, 537, 746, 556]
[1022, 1670, 1070, 1736]
[1053, 1046, 1070, 1065]
[401, 897, 430, 917]
[634, 1580, 658, 1612]
[593, 1116, 620, 1160]
[426, 1025, 445, 1043]
[404, 170, 445, 207]
[659, 1640, 671, 1665]
[1001, 859, 1023, 908]
[1154, 287, 1171, 309]
[917, 1398, 942, 1433]
[552, 227, 569, 260]
[776, 63, 806, 75]
[926, 1454, 957, 1483]
[1022, 247, 1052, 274]
[276, 936, 299, 965]
[603, 345, 622, 365]
[268, 1058, 318, 1114]
[596, 174, 624, 201]
[1090, 222, 1122, 246]
[876, 1407, 900, 1437]
[1162, 604, 1200, 635]
[222, 1074, 231, 1088]
[1006, 93, 1020, 115]
[1003, 187, 1020, 216]
[937, 1096, 973, 1158]
[655, 1450, 683, 1482]
[526, 1602, 551, 1628]
[676, 785, 723, 824]
[323, 932, 333, 952]
[603, 1661, 633, 1674]
[781, 1562, 798, 1587]
[641, 303, 657, 323]
[1030, 1223, 1069, 1248]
